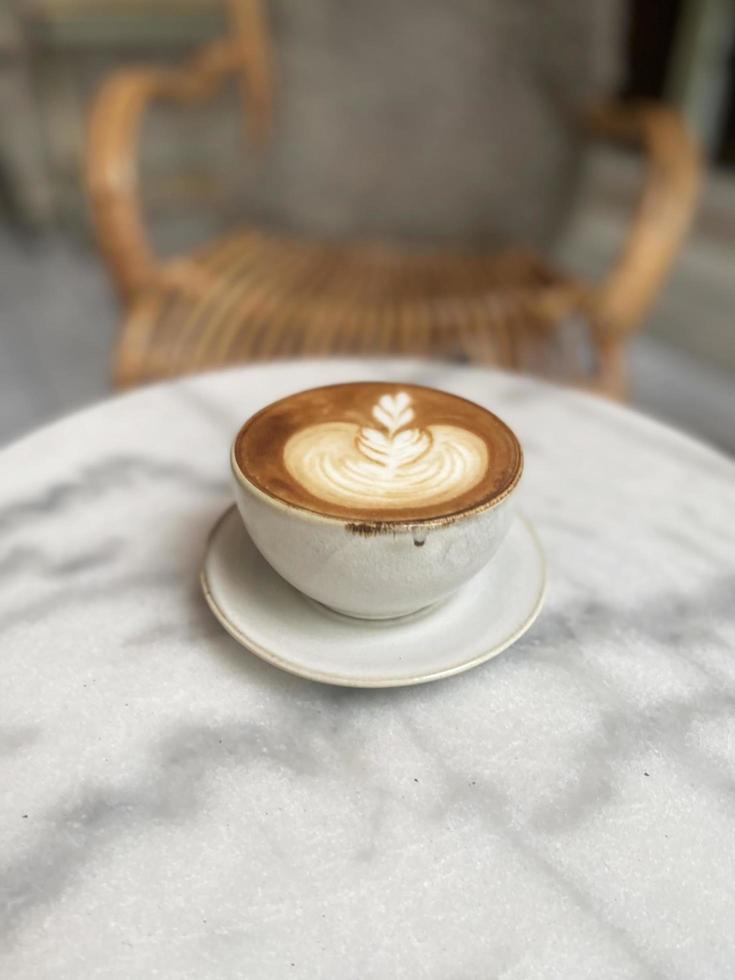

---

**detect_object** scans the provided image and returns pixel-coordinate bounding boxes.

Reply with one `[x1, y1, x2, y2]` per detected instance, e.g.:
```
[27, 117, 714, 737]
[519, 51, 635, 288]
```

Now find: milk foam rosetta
[235, 382, 523, 521]
[283, 391, 488, 509]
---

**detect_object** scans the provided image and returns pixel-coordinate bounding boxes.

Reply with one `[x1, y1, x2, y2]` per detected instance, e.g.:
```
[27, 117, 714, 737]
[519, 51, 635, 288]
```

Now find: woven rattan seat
[117, 231, 586, 385]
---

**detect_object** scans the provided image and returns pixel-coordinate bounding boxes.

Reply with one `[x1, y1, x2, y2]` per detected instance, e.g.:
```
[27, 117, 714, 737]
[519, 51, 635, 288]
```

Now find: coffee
[234, 383, 522, 522]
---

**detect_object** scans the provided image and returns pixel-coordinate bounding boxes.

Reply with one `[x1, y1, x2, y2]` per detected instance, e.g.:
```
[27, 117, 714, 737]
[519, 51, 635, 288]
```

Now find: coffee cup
[230, 382, 522, 619]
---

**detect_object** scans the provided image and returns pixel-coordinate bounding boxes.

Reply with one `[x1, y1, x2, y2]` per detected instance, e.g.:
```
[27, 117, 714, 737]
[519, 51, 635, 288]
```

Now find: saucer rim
[200, 506, 547, 689]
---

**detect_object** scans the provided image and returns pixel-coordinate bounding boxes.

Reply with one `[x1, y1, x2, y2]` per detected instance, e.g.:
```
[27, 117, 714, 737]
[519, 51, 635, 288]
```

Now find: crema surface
[235, 383, 522, 521]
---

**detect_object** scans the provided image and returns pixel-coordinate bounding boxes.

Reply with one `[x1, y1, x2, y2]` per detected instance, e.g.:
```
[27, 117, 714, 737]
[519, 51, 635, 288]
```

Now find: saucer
[201, 506, 547, 688]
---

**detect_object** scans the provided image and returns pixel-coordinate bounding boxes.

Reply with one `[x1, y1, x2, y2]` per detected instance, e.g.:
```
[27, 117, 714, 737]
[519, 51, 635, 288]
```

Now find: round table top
[2, 360, 735, 979]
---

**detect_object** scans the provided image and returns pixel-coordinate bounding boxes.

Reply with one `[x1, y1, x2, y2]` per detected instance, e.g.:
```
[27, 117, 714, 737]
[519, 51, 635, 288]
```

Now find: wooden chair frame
[85, 0, 701, 397]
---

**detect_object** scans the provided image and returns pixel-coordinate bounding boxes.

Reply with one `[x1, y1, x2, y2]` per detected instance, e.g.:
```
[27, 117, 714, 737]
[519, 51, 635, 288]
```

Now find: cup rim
[230, 382, 523, 531]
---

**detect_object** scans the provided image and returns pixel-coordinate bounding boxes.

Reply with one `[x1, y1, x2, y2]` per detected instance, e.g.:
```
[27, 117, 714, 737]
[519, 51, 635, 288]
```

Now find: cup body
[231, 447, 519, 619]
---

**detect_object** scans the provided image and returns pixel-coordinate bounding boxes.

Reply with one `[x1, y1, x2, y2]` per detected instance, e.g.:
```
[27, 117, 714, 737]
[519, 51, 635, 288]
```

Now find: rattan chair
[86, 0, 700, 398]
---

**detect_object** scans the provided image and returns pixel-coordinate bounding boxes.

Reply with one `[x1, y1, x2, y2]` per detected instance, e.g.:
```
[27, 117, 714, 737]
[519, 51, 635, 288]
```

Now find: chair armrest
[85, 35, 268, 301]
[584, 100, 702, 336]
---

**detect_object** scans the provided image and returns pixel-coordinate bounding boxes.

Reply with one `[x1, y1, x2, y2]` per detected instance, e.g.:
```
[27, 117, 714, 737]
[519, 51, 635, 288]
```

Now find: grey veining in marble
[2, 360, 735, 979]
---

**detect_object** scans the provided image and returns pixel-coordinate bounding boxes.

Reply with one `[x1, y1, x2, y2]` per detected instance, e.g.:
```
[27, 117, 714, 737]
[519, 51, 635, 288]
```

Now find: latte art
[283, 392, 488, 509]
[235, 381, 522, 521]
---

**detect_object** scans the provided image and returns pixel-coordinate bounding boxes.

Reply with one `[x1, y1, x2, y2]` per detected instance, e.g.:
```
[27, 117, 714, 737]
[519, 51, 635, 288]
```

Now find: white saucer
[201, 506, 547, 688]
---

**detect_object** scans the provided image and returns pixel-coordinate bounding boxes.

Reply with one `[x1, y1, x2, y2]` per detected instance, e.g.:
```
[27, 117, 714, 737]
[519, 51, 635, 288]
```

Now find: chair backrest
[234, 0, 625, 250]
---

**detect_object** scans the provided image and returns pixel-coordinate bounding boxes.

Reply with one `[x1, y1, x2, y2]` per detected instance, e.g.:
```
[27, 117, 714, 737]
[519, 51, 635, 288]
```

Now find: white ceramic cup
[230, 444, 522, 620]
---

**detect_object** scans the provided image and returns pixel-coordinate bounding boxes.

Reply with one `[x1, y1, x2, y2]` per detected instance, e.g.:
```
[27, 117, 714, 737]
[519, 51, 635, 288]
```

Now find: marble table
[2, 360, 735, 980]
